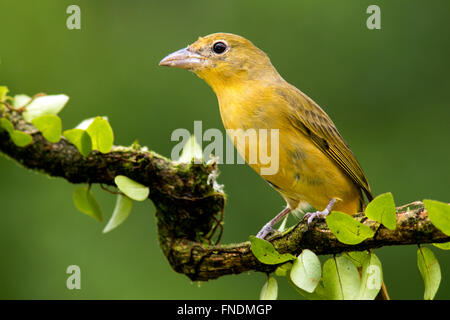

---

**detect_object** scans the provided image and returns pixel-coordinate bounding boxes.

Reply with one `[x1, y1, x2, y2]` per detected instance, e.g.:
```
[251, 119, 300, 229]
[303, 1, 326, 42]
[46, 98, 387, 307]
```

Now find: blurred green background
[0, 0, 449, 299]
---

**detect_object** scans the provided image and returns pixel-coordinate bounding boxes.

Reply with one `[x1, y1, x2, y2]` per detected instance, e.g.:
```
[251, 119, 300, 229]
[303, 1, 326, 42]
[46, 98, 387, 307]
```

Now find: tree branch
[1, 108, 449, 282]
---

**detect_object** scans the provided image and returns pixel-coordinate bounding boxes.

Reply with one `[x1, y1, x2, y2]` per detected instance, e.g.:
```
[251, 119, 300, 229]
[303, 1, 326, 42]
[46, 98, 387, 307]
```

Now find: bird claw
[256, 223, 275, 239]
[303, 198, 336, 226]
[255, 206, 291, 239]
[303, 209, 330, 225]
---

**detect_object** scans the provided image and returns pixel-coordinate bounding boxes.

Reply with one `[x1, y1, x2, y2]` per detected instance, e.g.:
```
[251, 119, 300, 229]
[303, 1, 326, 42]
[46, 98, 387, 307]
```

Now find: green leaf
[63, 129, 92, 157]
[292, 284, 327, 300]
[86, 116, 114, 153]
[343, 251, 370, 268]
[417, 246, 441, 300]
[103, 194, 133, 233]
[31, 114, 62, 143]
[249, 235, 296, 265]
[357, 252, 383, 300]
[277, 215, 289, 232]
[22, 94, 69, 122]
[260, 275, 278, 300]
[11, 130, 33, 147]
[177, 134, 203, 163]
[321, 255, 361, 300]
[13, 94, 30, 108]
[114, 175, 149, 201]
[423, 199, 450, 236]
[326, 211, 375, 245]
[291, 203, 316, 220]
[274, 262, 292, 277]
[0, 117, 14, 134]
[1, 118, 33, 147]
[290, 249, 321, 293]
[365, 192, 397, 230]
[73, 186, 102, 221]
[76, 116, 106, 130]
[433, 242, 450, 250]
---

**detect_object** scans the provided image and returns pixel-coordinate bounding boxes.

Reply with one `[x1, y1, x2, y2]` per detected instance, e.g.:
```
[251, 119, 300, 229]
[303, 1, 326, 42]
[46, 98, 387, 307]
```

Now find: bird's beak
[159, 47, 205, 70]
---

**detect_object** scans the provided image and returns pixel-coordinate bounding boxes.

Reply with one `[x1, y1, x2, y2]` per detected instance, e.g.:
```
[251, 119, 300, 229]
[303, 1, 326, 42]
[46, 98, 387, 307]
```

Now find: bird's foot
[303, 198, 336, 226]
[256, 223, 275, 239]
[255, 206, 291, 239]
[303, 210, 329, 225]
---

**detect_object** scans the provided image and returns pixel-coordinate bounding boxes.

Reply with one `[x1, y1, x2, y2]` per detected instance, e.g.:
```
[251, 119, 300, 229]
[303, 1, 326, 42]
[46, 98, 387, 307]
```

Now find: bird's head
[159, 33, 280, 91]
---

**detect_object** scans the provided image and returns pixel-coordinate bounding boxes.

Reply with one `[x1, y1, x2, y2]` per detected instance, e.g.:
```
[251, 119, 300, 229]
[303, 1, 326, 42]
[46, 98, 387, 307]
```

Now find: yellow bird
[160, 33, 373, 239]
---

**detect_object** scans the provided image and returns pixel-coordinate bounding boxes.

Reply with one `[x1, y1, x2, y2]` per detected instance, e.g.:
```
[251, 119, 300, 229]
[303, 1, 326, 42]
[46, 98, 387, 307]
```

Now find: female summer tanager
[160, 33, 373, 239]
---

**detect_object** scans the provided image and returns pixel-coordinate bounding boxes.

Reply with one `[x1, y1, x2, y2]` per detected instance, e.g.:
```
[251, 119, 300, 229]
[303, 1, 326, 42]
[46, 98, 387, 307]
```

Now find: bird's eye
[212, 41, 227, 54]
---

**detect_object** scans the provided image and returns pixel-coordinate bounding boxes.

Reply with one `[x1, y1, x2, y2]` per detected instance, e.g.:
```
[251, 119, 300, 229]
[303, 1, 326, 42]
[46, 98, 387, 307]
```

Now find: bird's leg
[303, 198, 336, 225]
[256, 206, 291, 239]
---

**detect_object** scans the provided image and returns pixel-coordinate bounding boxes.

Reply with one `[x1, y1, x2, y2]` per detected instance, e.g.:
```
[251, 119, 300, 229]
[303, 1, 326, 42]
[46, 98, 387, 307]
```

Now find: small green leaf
[291, 203, 316, 220]
[357, 252, 383, 300]
[423, 199, 450, 236]
[76, 116, 107, 130]
[277, 215, 289, 232]
[249, 235, 296, 265]
[292, 284, 327, 300]
[86, 116, 114, 153]
[63, 129, 92, 157]
[343, 251, 370, 268]
[260, 275, 278, 300]
[31, 114, 62, 143]
[1, 118, 33, 147]
[417, 246, 441, 300]
[0, 117, 14, 134]
[365, 192, 397, 230]
[22, 94, 69, 122]
[73, 186, 102, 222]
[290, 249, 321, 293]
[11, 130, 32, 147]
[322, 255, 361, 300]
[114, 175, 149, 201]
[103, 194, 133, 233]
[274, 262, 292, 277]
[13, 94, 31, 108]
[177, 134, 203, 163]
[76, 117, 95, 130]
[326, 211, 375, 245]
[433, 242, 450, 250]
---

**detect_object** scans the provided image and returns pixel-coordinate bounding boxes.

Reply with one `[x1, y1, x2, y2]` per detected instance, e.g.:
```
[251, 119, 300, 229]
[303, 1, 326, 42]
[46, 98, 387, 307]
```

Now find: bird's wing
[277, 85, 373, 201]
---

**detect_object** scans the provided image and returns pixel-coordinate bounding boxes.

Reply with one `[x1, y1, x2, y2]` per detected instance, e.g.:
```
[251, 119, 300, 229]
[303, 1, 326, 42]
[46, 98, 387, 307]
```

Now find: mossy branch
[1, 108, 449, 282]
